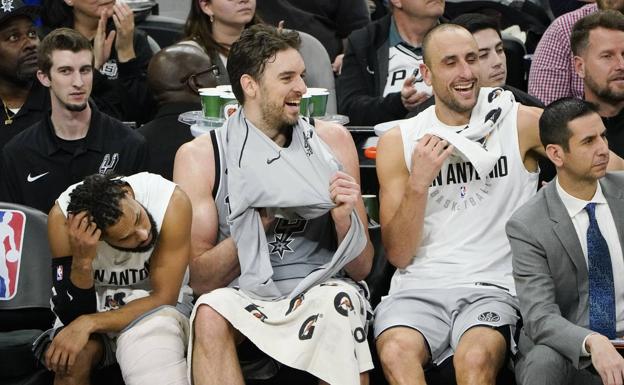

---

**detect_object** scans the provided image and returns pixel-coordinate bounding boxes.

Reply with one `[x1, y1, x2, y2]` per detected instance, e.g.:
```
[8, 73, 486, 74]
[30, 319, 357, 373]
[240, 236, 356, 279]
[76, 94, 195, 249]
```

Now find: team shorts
[374, 286, 520, 365]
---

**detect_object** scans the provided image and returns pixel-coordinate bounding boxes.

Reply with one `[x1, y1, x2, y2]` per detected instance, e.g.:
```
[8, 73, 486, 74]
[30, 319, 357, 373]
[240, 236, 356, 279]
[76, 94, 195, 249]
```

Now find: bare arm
[517, 104, 544, 172]
[376, 128, 453, 269]
[45, 189, 191, 372]
[84, 187, 191, 332]
[173, 135, 240, 295]
[316, 120, 373, 281]
[517, 104, 624, 171]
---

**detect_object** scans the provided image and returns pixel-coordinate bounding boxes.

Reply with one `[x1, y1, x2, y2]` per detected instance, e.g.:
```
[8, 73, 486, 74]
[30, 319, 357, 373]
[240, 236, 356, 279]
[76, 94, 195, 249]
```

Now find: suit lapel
[545, 182, 588, 279]
[601, 175, 624, 252]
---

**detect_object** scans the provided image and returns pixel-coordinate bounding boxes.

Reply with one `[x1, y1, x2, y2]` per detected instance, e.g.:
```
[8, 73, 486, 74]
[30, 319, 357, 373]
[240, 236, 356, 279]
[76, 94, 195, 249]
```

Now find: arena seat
[136, 15, 185, 49]
[0, 203, 53, 385]
[297, 30, 338, 115]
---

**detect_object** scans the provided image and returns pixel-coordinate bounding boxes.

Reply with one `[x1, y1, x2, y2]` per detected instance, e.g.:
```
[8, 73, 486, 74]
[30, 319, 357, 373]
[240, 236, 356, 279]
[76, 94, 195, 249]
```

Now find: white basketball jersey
[391, 103, 538, 295]
[57, 172, 192, 312]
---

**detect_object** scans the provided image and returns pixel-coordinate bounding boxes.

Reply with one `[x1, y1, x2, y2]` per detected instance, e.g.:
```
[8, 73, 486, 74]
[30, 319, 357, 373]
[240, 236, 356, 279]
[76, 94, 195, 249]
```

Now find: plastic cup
[220, 92, 239, 119]
[306, 88, 329, 117]
[216, 85, 232, 93]
[199, 88, 223, 118]
[299, 94, 311, 117]
[362, 194, 379, 224]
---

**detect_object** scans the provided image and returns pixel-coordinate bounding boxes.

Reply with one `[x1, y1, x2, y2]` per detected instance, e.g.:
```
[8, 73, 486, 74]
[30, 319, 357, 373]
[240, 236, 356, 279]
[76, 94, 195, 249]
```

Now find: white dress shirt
[556, 178, 624, 355]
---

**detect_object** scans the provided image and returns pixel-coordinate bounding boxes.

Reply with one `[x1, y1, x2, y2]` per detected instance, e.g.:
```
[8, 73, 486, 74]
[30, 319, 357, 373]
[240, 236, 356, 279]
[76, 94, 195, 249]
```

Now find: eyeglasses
[181, 64, 220, 93]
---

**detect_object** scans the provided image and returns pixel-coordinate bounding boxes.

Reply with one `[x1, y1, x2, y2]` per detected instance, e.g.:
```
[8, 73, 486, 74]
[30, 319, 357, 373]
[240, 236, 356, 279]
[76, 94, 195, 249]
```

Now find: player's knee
[377, 330, 427, 370]
[55, 339, 102, 383]
[194, 304, 234, 345]
[454, 344, 497, 373]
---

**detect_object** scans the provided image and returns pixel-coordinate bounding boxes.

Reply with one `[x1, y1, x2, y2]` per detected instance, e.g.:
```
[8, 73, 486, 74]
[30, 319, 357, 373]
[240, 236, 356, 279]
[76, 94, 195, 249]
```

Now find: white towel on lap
[189, 279, 373, 385]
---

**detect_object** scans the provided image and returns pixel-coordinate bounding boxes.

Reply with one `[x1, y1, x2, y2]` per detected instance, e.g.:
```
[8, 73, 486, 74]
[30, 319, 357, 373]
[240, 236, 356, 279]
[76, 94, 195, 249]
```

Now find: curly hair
[67, 174, 130, 230]
[227, 24, 301, 104]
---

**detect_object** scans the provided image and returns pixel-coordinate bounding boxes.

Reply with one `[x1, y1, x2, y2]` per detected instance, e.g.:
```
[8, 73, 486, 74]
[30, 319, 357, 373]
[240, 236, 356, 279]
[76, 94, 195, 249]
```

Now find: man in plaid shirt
[528, 0, 624, 105]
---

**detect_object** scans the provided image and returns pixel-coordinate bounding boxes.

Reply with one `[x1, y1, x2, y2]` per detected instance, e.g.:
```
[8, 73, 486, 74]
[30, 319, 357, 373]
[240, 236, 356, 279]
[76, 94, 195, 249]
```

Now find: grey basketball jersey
[210, 129, 339, 295]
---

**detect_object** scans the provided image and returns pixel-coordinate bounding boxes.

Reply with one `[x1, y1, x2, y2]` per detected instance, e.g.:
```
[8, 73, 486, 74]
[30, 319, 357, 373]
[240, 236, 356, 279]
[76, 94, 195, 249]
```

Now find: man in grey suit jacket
[507, 98, 624, 385]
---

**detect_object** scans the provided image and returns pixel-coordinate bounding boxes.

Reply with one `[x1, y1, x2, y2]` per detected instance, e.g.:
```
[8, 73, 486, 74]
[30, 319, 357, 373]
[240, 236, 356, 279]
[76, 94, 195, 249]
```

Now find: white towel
[400, 87, 516, 178]
[188, 280, 373, 385]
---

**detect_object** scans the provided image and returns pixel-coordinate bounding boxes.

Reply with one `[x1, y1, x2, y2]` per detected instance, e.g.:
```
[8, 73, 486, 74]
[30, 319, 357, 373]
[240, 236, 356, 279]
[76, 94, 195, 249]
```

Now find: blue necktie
[585, 203, 617, 339]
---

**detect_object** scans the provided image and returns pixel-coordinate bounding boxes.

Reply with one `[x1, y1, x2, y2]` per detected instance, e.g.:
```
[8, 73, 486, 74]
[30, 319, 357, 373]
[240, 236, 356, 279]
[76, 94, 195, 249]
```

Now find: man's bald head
[147, 43, 217, 106]
[422, 23, 476, 68]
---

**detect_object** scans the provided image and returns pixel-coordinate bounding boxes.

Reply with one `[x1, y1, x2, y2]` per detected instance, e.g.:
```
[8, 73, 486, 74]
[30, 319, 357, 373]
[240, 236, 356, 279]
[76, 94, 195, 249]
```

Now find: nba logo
[0, 210, 25, 300]
[460, 186, 467, 198]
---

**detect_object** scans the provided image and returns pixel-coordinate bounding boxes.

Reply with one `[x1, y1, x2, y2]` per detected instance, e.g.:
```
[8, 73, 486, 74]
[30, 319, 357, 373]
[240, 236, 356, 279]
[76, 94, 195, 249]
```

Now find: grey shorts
[373, 286, 520, 364]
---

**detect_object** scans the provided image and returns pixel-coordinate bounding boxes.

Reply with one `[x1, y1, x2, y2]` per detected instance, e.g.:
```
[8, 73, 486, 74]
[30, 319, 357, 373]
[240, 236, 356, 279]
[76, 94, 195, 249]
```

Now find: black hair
[539, 98, 599, 151]
[451, 13, 502, 37]
[67, 173, 130, 230]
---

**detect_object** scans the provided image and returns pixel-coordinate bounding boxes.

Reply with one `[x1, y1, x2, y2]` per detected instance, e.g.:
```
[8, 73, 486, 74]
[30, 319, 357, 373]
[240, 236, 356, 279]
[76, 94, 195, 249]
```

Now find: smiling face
[576, 27, 624, 107]
[422, 26, 480, 124]
[38, 49, 93, 112]
[102, 197, 159, 253]
[251, 47, 307, 131]
[0, 16, 39, 83]
[554, 112, 610, 183]
[473, 28, 507, 87]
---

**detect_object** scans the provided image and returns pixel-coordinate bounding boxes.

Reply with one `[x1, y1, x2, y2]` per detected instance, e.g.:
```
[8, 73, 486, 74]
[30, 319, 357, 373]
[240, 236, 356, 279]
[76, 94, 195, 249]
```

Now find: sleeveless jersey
[209, 129, 339, 296]
[57, 172, 193, 312]
[393, 102, 538, 295]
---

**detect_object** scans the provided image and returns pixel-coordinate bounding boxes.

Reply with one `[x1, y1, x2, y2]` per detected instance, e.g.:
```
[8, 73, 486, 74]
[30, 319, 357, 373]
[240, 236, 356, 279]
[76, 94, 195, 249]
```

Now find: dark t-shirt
[256, 0, 370, 60]
[603, 108, 624, 159]
[0, 81, 49, 151]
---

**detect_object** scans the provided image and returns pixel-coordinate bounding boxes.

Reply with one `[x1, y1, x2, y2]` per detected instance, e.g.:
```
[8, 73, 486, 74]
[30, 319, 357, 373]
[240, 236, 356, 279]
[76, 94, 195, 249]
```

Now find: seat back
[0, 203, 51, 315]
[297, 31, 337, 115]
[137, 15, 185, 49]
[502, 34, 529, 92]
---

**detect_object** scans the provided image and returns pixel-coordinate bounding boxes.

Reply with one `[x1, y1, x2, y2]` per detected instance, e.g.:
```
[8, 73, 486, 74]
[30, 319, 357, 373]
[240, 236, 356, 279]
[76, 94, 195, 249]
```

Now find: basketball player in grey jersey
[174, 25, 373, 385]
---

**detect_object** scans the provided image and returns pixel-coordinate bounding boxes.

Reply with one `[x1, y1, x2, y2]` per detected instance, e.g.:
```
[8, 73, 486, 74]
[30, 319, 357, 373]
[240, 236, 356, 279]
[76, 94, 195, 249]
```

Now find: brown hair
[571, 10, 624, 55]
[227, 24, 300, 104]
[38, 27, 93, 76]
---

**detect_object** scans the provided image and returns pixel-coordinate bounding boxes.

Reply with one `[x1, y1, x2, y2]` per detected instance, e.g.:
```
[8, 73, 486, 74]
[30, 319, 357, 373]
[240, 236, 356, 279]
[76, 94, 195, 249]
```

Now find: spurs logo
[99, 153, 119, 174]
[1, 0, 14, 12]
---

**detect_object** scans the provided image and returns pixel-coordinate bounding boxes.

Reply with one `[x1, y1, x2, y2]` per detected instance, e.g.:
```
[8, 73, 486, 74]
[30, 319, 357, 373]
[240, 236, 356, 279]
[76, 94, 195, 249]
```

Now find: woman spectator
[181, 0, 260, 85]
[41, 0, 154, 124]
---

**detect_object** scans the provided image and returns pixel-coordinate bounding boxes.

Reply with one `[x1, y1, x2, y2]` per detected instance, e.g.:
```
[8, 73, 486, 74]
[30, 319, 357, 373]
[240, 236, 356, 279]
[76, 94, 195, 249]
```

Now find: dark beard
[108, 205, 159, 253]
[64, 102, 88, 112]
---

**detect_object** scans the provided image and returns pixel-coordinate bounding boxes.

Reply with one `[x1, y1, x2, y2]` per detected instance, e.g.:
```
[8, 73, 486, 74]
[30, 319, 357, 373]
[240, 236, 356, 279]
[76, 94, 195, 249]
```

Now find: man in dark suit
[506, 97, 624, 385]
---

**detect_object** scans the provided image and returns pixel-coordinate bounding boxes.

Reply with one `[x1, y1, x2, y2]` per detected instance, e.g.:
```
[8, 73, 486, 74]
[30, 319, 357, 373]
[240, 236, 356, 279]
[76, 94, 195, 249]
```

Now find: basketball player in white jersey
[39, 172, 193, 385]
[373, 23, 548, 385]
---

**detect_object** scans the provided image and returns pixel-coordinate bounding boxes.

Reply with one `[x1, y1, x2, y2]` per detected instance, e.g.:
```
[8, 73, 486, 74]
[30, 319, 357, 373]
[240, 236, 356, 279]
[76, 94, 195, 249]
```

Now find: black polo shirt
[138, 101, 198, 181]
[0, 103, 148, 213]
[0, 81, 50, 150]
[602, 108, 624, 159]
